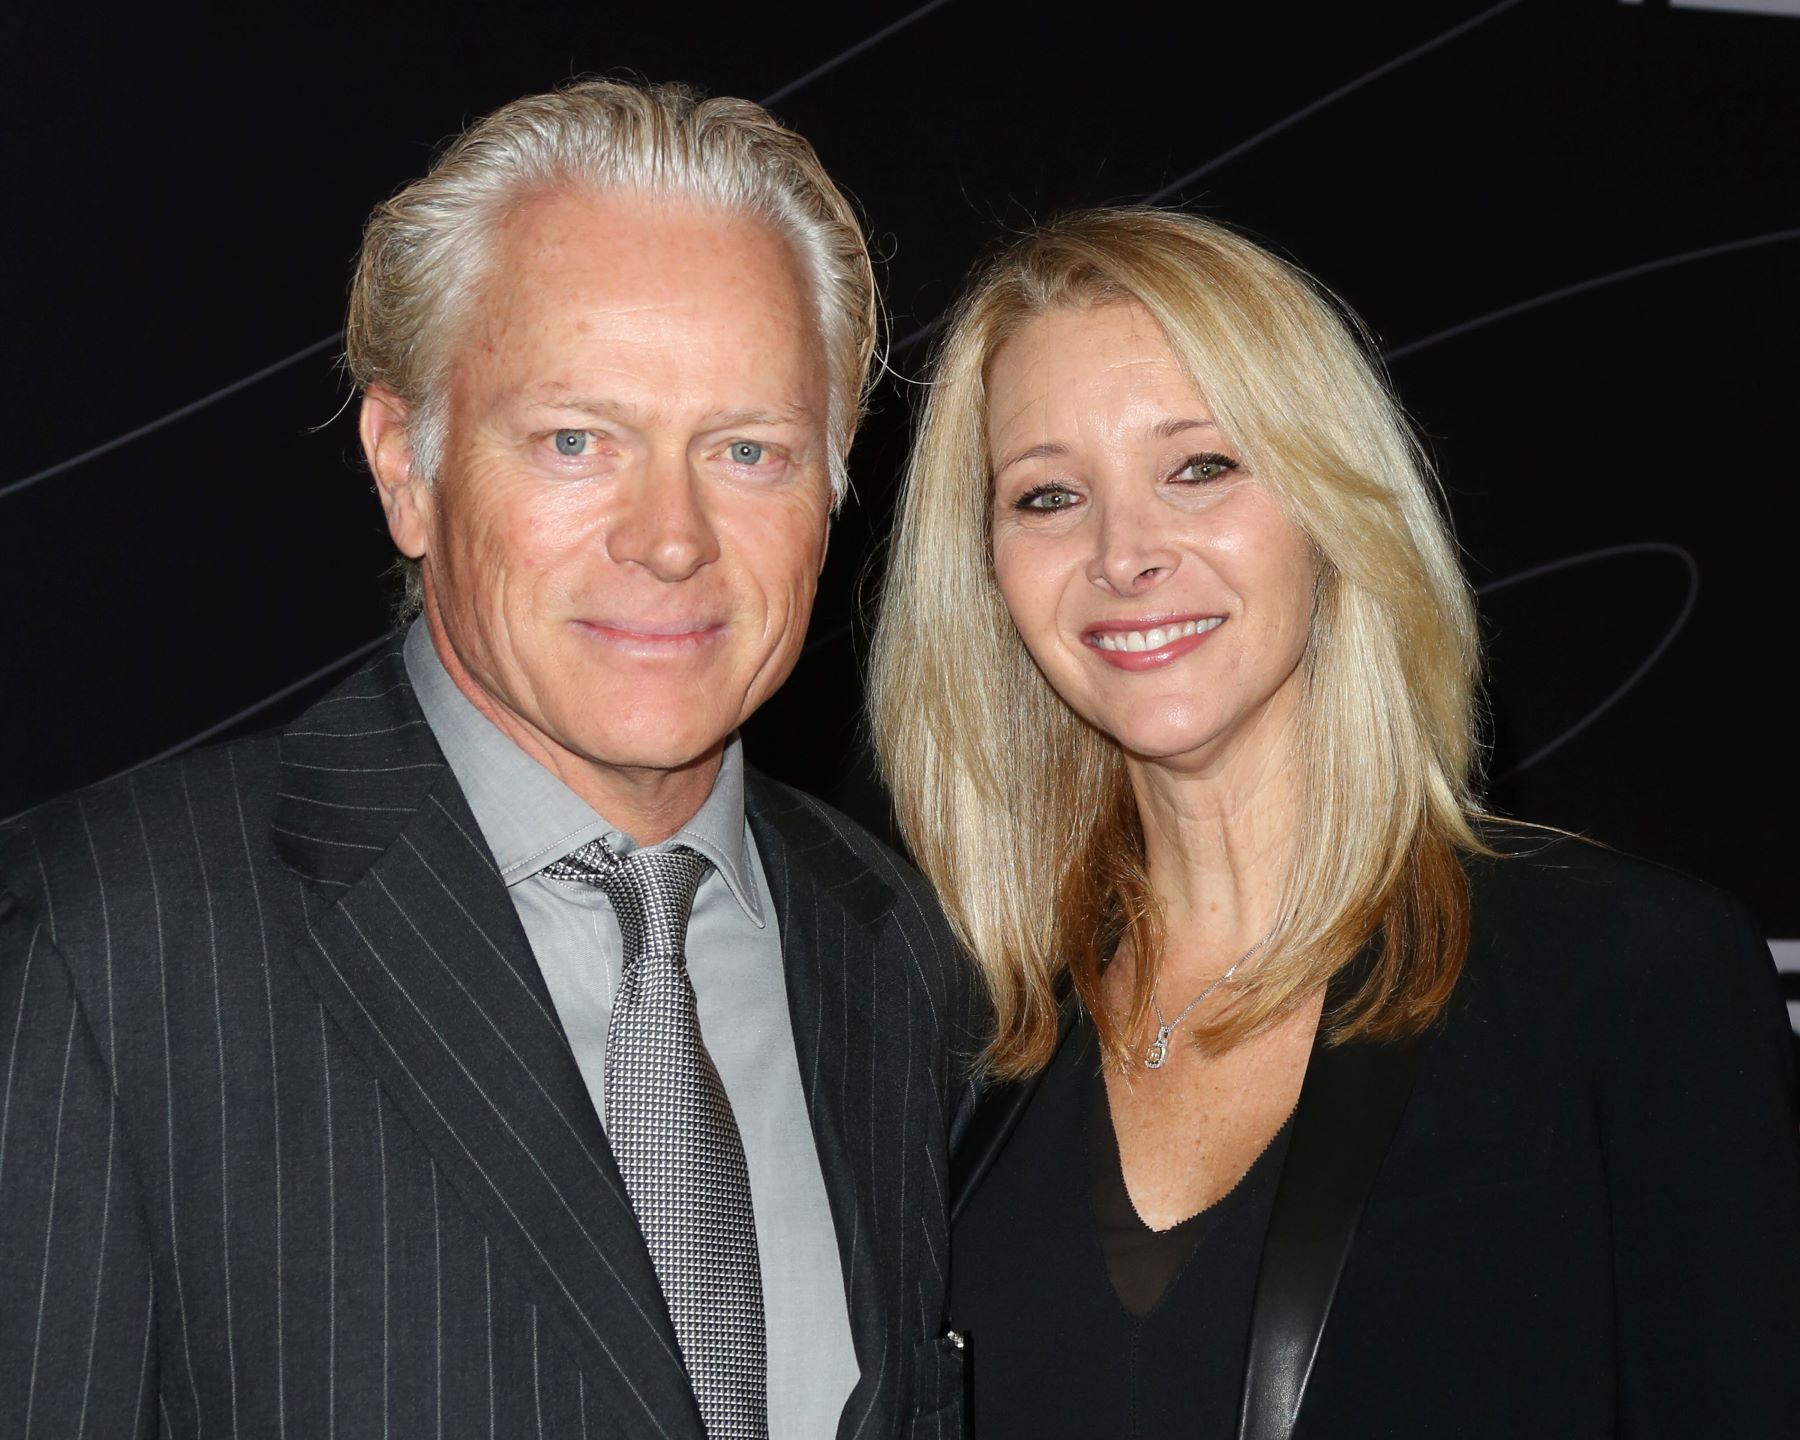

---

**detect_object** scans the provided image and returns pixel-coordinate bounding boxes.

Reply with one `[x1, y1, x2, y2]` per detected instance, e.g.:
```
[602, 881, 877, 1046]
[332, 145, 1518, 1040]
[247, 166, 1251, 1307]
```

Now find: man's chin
[561, 720, 735, 781]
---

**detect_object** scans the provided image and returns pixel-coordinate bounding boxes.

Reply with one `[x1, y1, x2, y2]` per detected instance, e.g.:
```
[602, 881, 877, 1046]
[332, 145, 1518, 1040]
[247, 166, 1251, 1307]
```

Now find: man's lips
[1081, 614, 1224, 669]
[572, 618, 726, 653]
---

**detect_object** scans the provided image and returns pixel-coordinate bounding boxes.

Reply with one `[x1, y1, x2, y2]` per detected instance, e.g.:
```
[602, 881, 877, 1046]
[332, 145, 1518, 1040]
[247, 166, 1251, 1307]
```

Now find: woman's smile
[1082, 614, 1225, 667]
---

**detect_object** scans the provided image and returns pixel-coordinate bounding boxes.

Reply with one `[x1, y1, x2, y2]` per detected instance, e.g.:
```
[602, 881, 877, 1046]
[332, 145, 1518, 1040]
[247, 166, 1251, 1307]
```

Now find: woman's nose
[1086, 499, 1178, 596]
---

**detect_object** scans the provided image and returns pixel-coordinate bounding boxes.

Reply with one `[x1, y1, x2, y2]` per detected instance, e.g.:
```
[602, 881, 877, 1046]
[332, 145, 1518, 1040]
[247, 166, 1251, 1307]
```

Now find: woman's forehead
[984, 305, 1221, 454]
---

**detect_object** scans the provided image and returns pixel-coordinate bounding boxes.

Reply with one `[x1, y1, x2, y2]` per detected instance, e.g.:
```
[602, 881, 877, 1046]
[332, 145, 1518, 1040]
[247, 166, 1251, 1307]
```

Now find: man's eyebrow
[698, 403, 817, 430]
[517, 393, 817, 430]
[520, 390, 640, 419]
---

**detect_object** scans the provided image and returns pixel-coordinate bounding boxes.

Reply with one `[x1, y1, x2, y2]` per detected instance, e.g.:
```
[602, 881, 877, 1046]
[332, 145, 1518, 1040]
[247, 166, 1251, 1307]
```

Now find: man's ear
[360, 386, 431, 560]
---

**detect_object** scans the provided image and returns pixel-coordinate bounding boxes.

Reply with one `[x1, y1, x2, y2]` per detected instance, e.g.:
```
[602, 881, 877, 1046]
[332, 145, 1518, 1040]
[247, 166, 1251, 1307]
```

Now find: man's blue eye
[553, 430, 589, 456]
[729, 441, 765, 465]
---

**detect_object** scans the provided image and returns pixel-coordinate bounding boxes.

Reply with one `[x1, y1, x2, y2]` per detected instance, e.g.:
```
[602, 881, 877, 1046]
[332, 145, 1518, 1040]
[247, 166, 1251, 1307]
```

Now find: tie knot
[546, 840, 710, 959]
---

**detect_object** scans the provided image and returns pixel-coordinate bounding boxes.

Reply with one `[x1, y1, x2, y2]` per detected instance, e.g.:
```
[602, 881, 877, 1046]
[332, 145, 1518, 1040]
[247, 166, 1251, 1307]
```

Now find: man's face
[378, 188, 834, 797]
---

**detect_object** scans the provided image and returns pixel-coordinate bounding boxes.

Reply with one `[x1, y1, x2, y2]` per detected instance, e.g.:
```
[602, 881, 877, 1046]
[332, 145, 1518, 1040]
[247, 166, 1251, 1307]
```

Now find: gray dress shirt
[404, 623, 859, 1437]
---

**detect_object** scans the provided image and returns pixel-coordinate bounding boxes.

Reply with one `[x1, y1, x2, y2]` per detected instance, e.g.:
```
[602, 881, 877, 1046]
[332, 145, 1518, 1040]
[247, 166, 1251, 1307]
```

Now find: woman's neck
[1125, 723, 1303, 981]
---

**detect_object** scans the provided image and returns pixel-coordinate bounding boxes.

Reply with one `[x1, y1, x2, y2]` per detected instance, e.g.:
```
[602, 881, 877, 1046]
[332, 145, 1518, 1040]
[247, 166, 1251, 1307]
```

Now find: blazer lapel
[744, 778, 902, 1426]
[272, 639, 703, 1438]
[1236, 1025, 1426, 1440]
[949, 994, 1076, 1228]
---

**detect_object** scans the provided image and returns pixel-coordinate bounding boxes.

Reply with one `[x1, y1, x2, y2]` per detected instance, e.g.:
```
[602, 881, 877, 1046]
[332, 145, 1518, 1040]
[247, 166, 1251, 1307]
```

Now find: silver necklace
[1144, 935, 1271, 1070]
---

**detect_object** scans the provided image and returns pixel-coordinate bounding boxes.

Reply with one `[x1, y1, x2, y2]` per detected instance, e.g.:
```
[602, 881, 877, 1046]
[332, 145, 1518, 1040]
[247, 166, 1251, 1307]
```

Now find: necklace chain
[1143, 934, 1271, 1070]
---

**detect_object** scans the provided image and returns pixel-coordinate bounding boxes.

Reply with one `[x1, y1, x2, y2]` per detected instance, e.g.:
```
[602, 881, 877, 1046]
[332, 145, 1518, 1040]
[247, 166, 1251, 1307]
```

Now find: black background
[2, 0, 1795, 974]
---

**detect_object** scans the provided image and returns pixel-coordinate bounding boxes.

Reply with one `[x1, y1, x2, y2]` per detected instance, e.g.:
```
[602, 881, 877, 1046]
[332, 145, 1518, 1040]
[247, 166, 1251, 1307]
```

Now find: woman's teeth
[1091, 617, 1223, 653]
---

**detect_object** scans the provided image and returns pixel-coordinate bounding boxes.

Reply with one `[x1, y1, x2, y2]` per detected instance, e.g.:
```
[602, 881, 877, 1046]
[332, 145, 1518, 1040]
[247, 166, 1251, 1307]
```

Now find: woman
[869, 209, 1799, 1437]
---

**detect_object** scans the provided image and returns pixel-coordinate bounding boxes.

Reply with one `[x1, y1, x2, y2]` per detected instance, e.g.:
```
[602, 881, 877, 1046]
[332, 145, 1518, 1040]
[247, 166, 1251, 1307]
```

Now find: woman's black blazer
[950, 836, 1800, 1438]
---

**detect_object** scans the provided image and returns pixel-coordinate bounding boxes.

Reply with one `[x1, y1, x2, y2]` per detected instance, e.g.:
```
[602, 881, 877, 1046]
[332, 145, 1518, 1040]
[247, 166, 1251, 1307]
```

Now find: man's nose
[1086, 497, 1177, 597]
[605, 455, 721, 581]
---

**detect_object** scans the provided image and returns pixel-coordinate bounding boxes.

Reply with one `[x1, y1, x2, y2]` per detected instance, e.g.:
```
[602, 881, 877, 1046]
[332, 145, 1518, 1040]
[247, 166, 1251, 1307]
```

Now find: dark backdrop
[3, 0, 1795, 1021]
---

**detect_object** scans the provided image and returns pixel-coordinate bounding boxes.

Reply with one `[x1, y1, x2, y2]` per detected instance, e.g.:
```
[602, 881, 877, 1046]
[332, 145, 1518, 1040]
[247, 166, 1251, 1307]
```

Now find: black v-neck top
[951, 1012, 1293, 1438]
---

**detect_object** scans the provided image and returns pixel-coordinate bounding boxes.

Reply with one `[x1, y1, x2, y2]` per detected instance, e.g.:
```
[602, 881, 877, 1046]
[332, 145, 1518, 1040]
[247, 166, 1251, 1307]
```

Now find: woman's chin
[1111, 726, 1231, 772]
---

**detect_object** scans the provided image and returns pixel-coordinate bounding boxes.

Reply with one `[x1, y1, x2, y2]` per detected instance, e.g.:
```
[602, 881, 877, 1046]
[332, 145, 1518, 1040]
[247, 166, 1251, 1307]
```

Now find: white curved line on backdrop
[0, 0, 962, 504]
[888, 0, 1528, 358]
[0, 333, 345, 503]
[1476, 542, 1700, 777]
[1382, 227, 1800, 364]
[1145, 0, 1528, 204]
[762, 0, 956, 107]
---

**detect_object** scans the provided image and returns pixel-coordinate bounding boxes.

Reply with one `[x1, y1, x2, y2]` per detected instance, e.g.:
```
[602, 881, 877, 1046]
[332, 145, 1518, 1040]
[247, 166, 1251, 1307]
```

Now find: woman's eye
[1174, 453, 1238, 483]
[1017, 485, 1080, 512]
[552, 429, 591, 457]
[727, 441, 765, 465]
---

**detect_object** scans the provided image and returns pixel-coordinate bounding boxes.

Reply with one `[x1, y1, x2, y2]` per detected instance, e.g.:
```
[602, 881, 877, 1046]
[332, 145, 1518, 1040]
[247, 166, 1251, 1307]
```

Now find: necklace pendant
[1144, 1026, 1173, 1070]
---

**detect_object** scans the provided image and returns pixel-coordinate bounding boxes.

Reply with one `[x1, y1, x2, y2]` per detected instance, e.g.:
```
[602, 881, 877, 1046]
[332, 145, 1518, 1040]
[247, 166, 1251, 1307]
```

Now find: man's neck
[572, 750, 725, 847]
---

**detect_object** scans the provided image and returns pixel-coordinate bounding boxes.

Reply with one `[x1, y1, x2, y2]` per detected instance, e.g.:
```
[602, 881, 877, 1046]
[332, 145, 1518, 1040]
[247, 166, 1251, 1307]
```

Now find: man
[0, 81, 975, 1439]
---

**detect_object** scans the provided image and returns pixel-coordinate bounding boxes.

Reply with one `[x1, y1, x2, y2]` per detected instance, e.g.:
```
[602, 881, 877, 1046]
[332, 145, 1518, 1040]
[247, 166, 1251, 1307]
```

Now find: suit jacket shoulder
[2, 732, 283, 979]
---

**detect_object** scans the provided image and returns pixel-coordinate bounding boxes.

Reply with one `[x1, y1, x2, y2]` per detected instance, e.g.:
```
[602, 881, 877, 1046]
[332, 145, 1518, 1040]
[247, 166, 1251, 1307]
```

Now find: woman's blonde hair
[869, 208, 1486, 1079]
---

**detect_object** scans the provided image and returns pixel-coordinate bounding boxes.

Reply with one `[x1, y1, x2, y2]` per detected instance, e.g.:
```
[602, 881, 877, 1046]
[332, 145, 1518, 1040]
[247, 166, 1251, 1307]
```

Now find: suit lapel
[273, 639, 703, 1438]
[744, 778, 901, 1427]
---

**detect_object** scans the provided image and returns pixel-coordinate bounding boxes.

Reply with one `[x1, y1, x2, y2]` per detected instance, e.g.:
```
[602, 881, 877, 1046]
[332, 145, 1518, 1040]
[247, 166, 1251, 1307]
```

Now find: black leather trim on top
[1235, 1030, 1427, 1440]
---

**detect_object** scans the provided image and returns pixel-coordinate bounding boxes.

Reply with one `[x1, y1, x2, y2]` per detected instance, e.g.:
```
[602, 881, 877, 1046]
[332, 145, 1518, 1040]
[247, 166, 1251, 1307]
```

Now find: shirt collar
[403, 620, 764, 926]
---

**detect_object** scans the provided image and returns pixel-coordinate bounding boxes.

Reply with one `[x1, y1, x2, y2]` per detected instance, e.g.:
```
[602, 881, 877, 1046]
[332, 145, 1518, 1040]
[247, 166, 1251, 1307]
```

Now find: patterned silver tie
[544, 840, 768, 1439]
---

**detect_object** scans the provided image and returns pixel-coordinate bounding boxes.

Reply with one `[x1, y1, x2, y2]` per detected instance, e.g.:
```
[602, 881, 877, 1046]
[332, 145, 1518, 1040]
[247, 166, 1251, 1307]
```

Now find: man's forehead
[425, 186, 832, 452]
[460, 190, 817, 341]
[485, 184, 802, 289]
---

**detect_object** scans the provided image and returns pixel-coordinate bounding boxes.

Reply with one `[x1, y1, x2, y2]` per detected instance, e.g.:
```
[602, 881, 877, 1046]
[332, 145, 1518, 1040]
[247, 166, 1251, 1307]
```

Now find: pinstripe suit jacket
[0, 637, 978, 1439]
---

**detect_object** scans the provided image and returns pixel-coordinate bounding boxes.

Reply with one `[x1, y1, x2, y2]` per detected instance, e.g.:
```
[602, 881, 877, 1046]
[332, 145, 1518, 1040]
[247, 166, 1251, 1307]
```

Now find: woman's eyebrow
[1151, 417, 1221, 439]
[992, 440, 1071, 481]
[993, 418, 1223, 480]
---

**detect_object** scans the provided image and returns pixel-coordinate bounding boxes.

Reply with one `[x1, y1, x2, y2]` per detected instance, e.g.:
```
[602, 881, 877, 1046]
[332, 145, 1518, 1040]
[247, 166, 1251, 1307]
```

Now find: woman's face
[986, 302, 1318, 778]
